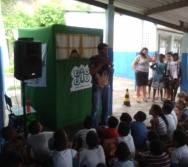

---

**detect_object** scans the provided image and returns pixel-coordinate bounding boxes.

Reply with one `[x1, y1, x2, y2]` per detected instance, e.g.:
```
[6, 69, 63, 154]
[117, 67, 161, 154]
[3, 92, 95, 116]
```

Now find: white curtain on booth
[55, 33, 101, 59]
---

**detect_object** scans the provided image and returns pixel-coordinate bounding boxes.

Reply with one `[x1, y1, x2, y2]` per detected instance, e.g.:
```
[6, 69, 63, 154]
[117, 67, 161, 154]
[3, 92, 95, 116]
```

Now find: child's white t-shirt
[51, 149, 77, 167]
[79, 145, 105, 167]
[170, 145, 188, 164]
[27, 131, 53, 162]
[75, 128, 96, 148]
[117, 134, 135, 159]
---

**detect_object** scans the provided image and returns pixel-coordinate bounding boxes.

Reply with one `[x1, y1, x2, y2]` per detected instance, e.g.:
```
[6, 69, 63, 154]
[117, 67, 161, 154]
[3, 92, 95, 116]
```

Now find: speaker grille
[14, 39, 42, 80]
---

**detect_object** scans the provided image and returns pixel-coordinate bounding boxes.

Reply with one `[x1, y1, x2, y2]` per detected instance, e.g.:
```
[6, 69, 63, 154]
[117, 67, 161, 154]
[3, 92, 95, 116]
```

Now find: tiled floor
[112, 77, 165, 125]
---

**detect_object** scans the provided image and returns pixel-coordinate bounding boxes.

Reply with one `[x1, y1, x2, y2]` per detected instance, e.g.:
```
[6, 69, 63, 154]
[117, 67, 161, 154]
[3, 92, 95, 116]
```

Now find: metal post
[21, 81, 27, 138]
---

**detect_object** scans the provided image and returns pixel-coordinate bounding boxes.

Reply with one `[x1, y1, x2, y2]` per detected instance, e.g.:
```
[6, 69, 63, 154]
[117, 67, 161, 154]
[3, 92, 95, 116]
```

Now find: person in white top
[147, 54, 157, 99]
[167, 53, 181, 102]
[132, 47, 153, 103]
[79, 131, 106, 167]
[50, 129, 77, 167]
[73, 116, 96, 150]
[164, 52, 172, 100]
[27, 121, 53, 163]
[170, 129, 188, 167]
[162, 103, 176, 138]
[163, 99, 178, 127]
[104, 121, 135, 159]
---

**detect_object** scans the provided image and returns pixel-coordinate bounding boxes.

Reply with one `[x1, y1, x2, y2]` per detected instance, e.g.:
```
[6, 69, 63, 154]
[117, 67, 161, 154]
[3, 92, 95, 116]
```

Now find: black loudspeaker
[14, 38, 42, 80]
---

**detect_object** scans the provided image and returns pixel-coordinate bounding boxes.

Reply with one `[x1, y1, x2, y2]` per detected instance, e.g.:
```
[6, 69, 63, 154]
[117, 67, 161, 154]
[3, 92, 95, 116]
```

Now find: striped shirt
[142, 152, 170, 167]
[157, 117, 167, 136]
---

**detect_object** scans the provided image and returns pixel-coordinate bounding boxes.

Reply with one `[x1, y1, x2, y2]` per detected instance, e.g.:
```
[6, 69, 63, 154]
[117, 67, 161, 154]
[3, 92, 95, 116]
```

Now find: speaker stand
[21, 80, 27, 138]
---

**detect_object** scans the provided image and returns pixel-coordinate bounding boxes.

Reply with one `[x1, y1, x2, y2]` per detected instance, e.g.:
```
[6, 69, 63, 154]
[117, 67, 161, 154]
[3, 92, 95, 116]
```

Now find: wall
[65, 11, 157, 79]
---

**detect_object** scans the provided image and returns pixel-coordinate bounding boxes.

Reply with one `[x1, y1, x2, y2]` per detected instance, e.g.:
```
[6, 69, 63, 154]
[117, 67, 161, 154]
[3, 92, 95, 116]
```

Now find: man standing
[89, 43, 114, 128]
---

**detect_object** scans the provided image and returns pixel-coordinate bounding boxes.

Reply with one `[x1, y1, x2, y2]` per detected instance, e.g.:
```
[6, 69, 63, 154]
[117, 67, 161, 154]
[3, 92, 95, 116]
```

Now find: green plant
[7, 85, 21, 91]
[5, 61, 14, 74]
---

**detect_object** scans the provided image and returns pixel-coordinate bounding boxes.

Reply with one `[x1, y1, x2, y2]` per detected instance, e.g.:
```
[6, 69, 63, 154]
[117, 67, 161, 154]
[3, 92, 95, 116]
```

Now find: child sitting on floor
[120, 112, 132, 125]
[73, 115, 96, 150]
[170, 129, 188, 167]
[1, 126, 30, 164]
[98, 116, 119, 145]
[145, 130, 159, 151]
[130, 111, 147, 150]
[79, 131, 106, 167]
[50, 129, 77, 167]
[27, 120, 53, 165]
[103, 121, 135, 159]
[111, 142, 135, 167]
[138, 139, 170, 167]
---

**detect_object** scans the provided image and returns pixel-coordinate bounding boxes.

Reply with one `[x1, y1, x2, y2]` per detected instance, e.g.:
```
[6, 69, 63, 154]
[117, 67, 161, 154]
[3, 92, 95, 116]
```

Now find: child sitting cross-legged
[79, 131, 106, 167]
[130, 111, 147, 151]
[1, 126, 30, 164]
[73, 115, 96, 150]
[137, 139, 170, 167]
[103, 121, 135, 160]
[50, 129, 77, 167]
[27, 120, 54, 165]
[145, 130, 159, 151]
[98, 116, 119, 145]
[170, 129, 188, 167]
[111, 142, 136, 167]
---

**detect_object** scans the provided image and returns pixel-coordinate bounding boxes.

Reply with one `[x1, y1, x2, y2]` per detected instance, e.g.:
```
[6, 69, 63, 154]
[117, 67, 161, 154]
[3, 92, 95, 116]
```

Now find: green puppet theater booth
[18, 24, 103, 130]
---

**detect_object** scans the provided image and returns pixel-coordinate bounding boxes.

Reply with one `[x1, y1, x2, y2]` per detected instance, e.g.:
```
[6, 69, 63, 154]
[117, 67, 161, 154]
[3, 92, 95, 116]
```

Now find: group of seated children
[1, 93, 188, 167]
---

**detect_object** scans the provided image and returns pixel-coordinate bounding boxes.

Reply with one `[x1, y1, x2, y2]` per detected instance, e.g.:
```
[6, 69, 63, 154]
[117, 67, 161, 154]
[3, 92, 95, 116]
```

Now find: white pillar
[180, 32, 188, 92]
[105, 3, 115, 115]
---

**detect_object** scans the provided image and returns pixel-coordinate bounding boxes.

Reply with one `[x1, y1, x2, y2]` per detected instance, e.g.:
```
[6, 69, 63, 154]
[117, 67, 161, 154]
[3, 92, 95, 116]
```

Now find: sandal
[143, 98, 148, 102]
[136, 99, 141, 103]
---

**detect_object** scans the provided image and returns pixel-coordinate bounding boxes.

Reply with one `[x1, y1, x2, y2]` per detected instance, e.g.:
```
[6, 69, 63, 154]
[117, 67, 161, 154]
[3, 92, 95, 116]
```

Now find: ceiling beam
[76, 0, 107, 9]
[116, 7, 188, 32]
[75, 0, 188, 32]
[144, 0, 188, 15]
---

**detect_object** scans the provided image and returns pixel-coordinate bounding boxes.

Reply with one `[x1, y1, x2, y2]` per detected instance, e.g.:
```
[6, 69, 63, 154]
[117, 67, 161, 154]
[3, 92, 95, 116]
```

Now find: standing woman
[132, 47, 153, 103]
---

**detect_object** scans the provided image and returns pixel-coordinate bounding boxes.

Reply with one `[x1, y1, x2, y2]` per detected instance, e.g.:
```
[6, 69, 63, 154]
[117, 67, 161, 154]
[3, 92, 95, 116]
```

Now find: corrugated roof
[76, 0, 188, 32]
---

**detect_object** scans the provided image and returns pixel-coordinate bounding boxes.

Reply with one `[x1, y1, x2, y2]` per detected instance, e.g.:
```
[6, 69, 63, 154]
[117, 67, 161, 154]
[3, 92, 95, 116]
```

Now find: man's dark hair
[28, 121, 41, 135]
[173, 129, 188, 147]
[163, 99, 175, 108]
[135, 111, 147, 122]
[149, 139, 165, 155]
[83, 116, 93, 129]
[115, 142, 130, 161]
[120, 112, 132, 124]
[162, 103, 173, 114]
[172, 53, 179, 57]
[167, 52, 173, 55]
[147, 130, 159, 142]
[53, 129, 68, 151]
[1, 126, 15, 141]
[118, 122, 130, 136]
[159, 54, 165, 58]
[108, 116, 119, 128]
[86, 131, 98, 148]
[97, 43, 108, 51]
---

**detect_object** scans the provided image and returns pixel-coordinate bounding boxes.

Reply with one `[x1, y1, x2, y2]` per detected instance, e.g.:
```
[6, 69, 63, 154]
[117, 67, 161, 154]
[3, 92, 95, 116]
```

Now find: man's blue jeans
[91, 83, 110, 128]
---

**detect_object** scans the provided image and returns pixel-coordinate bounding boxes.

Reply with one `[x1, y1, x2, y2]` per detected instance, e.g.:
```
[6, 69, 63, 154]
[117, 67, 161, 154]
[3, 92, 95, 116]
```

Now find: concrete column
[0, 2, 5, 149]
[105, 3, 114, 115]
[0, 46, 5, 149]
[180, 32, 188, 92]
[168, 35, 174, 52]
